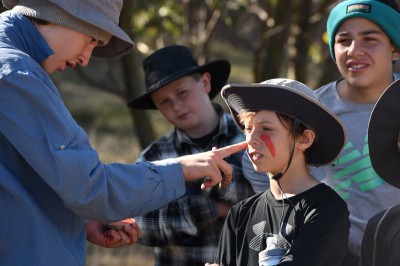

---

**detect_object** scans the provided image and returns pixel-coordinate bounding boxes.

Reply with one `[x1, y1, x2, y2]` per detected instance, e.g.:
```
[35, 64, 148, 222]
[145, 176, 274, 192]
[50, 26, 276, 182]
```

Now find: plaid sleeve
[216, 151, 255, 204]
[136, 194, 220, 246]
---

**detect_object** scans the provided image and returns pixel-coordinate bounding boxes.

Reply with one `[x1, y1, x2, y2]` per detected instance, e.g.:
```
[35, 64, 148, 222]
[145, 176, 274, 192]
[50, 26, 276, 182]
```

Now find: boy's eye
[177, 90, 188, 97]
[364, 37, 377, 42]
[90, 37, 103, 46]
[158, 99, 168, 106]
[244, 127, 252, 133]
[336, 38, 351, 45]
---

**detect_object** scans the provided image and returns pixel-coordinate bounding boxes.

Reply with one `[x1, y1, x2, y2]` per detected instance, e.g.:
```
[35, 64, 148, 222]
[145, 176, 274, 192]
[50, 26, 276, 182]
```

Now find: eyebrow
[336, 29, 383, 37]
[245, 119, 275, 127]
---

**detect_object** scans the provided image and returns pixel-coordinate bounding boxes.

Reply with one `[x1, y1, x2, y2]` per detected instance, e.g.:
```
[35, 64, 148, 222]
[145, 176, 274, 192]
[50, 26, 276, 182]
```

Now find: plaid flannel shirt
[135, 104, 255, 265]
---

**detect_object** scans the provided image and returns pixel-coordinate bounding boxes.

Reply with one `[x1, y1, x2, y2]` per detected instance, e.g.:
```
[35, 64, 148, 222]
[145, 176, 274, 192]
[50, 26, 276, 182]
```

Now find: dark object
[368, 79, 400, 188]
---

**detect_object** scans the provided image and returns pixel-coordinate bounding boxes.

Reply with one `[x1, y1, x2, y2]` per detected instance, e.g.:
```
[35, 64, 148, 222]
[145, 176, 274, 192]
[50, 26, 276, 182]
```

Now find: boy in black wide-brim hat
[206, 78, 350, 266]
[127, 45, 255, 265]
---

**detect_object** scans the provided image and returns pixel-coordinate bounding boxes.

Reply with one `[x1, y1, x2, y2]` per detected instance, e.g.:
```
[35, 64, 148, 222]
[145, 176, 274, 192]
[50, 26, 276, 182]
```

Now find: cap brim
[127, 59, 230, 109]
[368, 79, 400, 188]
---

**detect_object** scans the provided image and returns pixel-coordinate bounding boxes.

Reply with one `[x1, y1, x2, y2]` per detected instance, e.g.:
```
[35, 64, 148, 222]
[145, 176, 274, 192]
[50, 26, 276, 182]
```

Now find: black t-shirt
[360, 204, 400, 266]
[190, 123, 220, 149]
[216, 183, 350, 265]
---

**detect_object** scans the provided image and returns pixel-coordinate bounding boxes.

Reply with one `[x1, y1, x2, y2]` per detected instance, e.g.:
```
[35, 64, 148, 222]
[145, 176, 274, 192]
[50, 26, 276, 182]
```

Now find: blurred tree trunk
[257, 0, 293, 81]
[74, 1, 156, 150]
[293, 0, 341, 87]
[120, 0, 156, 149]
[249, 0, 340, 87]
[182, 0, 221, 64]
[292, 0, 313, 83]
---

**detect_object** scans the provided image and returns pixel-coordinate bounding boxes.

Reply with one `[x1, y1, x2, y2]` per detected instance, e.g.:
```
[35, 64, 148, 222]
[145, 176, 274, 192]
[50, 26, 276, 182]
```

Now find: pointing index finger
[213, 141, 247, 158]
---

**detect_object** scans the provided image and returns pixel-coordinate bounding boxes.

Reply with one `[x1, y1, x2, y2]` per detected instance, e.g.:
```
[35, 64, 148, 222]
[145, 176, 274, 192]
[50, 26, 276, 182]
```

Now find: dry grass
[86, 243, 154, 266]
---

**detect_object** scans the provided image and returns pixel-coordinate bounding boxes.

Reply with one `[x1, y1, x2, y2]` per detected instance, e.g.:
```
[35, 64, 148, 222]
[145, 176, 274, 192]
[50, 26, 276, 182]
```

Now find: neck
[269, 169, 319, 199]
[337, 76, 394, 104]
[185, 105, 219, 138]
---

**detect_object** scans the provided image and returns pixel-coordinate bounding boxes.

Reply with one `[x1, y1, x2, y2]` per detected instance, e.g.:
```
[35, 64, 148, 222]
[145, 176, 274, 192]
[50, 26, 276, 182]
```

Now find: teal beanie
[327, 0, 400, 62]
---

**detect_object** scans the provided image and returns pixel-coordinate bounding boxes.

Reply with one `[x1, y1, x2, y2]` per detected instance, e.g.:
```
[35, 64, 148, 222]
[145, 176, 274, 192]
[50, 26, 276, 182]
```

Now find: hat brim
[2, 0, 134, 58]
[368, 79, 400, 188]
[1, 0, 17, 8]
[221, 83, 346, 166]
[50, 0, 134, 58]
[128, 59, 230, 109]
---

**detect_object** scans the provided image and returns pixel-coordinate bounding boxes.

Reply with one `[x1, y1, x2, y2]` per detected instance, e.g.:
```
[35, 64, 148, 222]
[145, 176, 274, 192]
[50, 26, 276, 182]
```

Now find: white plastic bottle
[258, 236, 287, 266]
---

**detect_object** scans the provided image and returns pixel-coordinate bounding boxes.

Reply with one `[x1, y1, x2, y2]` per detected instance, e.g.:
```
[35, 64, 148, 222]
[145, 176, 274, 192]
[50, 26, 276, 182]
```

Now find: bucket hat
[221, 78, 347, 166]
[127, 45, 231, 109]
[368, 79, 400, 188]
[2, 0, 134, 58]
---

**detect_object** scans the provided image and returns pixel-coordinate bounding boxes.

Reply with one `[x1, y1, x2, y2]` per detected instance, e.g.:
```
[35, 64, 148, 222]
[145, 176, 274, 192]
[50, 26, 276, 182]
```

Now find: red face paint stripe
[260, 133, 275, 157]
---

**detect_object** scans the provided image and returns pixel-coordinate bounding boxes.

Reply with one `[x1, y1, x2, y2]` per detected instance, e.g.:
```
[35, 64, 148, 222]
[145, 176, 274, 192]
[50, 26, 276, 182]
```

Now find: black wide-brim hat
[128, 45, 231, 109]
[368, 79, 400, 188]
[221, 78, 347, 166]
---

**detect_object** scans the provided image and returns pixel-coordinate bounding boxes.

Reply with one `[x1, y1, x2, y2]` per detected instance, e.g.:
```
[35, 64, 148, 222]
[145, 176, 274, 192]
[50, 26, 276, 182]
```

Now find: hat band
[14, 0, 112, 45]
[327, 0, 400, 62]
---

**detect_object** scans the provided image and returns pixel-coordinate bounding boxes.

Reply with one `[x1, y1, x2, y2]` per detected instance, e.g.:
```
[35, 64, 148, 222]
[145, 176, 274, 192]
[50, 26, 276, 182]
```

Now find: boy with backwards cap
[310, 0, 400, 264]
[206, 78, 350, 265]
[0, 1, 246, 265]
[128, 45, 255, 265]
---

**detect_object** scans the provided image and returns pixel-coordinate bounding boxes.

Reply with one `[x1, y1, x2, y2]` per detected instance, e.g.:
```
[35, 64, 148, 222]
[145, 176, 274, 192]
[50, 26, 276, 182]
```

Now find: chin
[253, 165, 266, 173]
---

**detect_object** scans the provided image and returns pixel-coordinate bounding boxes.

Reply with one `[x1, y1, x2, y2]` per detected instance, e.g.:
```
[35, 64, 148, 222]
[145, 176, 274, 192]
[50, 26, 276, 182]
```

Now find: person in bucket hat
[358, 78, 400, 266]
[0, 1, 247, 265]
[128, 45, 255, 265]
[205, 78, 349, 266]
[304, 0, 400, 265]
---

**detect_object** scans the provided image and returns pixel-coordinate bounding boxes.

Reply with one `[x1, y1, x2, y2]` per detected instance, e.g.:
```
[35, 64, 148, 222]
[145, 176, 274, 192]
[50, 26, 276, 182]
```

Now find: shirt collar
[1, 10, 53, 64]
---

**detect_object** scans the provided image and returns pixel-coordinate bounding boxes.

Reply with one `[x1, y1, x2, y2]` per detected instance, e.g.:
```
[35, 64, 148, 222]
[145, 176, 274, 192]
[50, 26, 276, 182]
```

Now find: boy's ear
[392, 48, 400, 61]
[201, 72, 212, 94]
[298, 129, 315, 150]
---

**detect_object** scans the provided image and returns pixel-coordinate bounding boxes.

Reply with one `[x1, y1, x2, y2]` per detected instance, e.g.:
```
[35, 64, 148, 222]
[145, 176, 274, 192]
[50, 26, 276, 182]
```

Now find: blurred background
[3, 0, 400, 265]
[55, 0, 347, 155]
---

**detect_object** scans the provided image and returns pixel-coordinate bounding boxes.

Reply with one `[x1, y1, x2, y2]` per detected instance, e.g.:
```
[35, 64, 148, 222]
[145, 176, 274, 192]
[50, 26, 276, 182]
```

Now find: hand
[86, 219, 142, 248]
[177, 141, 247, 190]
[205, 263, 219, 266]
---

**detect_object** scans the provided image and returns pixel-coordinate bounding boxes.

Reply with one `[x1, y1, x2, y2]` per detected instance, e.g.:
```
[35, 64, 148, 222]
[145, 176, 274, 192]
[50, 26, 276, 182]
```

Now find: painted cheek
[260, 133, 276, 157]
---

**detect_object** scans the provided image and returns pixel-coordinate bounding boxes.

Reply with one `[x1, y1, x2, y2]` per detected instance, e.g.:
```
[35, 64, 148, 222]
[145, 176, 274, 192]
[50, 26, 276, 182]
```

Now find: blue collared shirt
[0, 10, 185, 265]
